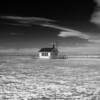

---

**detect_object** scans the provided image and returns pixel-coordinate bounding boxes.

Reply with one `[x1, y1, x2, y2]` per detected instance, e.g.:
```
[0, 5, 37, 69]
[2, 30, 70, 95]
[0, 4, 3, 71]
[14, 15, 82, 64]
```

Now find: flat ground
[0, 56, 100, 100]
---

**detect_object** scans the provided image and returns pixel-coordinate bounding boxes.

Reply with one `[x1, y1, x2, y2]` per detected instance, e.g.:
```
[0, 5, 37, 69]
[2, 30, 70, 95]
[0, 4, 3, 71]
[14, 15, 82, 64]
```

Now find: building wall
[51, 49, 58, 59]
[39, 52, 51, 59]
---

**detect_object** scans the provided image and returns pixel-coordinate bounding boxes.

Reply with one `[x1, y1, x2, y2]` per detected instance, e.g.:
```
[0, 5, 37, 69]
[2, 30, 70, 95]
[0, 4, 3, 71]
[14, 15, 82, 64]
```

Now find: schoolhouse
[38, 43, 58, 59]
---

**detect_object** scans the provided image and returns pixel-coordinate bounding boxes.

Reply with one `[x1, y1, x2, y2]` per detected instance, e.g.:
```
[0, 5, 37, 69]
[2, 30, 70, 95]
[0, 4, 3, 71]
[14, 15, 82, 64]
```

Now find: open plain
[0, 56, 100, 100]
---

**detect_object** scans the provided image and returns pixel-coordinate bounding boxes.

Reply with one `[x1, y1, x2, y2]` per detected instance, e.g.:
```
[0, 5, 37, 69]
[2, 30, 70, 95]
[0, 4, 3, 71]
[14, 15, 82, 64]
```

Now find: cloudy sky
[0, 0, 100, 53]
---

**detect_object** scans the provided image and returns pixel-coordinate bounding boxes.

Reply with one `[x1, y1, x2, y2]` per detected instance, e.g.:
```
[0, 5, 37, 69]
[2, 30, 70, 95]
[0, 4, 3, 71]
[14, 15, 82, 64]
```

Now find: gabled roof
[39, 47, 54, 52]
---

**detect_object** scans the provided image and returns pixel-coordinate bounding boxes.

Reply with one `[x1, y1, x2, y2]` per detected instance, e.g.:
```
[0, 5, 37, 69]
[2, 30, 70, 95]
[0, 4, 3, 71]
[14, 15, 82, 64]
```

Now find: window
[42, 52, 48, 56]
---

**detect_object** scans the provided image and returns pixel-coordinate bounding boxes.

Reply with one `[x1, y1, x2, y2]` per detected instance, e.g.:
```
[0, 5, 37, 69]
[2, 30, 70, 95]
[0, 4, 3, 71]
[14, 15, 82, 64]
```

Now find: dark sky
[0, 0, 99, 49]
[0, 1, 94, 21]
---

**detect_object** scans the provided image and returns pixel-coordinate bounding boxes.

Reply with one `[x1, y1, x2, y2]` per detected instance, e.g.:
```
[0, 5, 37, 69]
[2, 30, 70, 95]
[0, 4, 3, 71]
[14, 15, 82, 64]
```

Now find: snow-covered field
[0, 56, 100, 100]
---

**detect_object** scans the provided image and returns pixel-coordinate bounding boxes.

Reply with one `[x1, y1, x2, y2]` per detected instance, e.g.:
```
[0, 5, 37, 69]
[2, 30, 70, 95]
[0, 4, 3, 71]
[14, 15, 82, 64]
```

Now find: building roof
[39, 47, 54, 52]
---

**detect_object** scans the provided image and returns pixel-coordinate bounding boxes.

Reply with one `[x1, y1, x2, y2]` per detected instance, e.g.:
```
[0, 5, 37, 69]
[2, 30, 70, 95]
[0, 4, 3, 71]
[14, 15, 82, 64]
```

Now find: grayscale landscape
[0, 55, 100, 100]
[1, 0, 100, 100]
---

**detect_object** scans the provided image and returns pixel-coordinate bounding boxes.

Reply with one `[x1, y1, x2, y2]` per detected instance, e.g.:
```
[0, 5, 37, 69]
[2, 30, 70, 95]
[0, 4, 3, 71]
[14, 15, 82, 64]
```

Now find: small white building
[38, 43, 58, 59]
